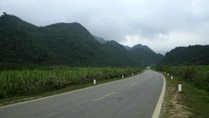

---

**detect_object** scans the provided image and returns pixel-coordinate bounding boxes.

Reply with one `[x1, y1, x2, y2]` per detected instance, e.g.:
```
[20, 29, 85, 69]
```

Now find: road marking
[93, 92, 114, 101]
[152, 74, 166, 118]
[130, 82, 136, 86]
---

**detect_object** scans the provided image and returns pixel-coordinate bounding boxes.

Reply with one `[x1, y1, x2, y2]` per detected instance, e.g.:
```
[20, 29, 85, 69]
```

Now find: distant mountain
[160, 45, 209, 65]
[131, 44, 153, 52]
[94, 35, 107, 44]
[130, 47, 163, 67]
[123, 45, 131, 50]
[0, 13, 163, 69]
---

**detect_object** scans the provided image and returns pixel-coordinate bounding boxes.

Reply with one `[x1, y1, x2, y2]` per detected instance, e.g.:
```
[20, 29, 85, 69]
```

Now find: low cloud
[121, 32, 208, 54]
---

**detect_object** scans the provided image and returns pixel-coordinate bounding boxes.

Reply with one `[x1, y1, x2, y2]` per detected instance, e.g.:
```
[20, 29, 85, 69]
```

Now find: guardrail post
[93, 79, 96, 84]
[178, 82, 182, 92]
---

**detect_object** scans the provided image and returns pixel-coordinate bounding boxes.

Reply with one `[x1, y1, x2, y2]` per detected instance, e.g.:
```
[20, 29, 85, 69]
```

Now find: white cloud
[121, 32, 208, 54]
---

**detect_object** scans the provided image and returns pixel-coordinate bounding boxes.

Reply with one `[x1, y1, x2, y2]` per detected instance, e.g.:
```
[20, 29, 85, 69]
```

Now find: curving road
[0, 70, 164, 118]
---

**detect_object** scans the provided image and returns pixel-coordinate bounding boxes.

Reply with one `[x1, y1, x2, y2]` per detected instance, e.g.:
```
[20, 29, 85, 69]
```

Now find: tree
[3, 12, 7, 15]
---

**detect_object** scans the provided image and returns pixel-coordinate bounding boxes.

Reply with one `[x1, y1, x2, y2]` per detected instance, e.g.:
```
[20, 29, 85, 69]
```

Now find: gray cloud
[1, 0, 209, 54]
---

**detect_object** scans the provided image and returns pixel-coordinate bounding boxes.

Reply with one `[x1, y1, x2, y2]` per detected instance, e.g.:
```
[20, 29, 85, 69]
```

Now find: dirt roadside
[162, 85, 192, 118]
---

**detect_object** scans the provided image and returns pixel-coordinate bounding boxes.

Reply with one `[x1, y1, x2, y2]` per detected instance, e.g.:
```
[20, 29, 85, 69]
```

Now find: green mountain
[160, 45, 209, 65]
[131, 44, 153, 52]
[0, 13, 163, 69]
[102, 40, 136, 66]
[0, 14, 53, 66]
[94, 36, 163, 67]
[130, 48, 163, 67]
[93, 35, 107, 44]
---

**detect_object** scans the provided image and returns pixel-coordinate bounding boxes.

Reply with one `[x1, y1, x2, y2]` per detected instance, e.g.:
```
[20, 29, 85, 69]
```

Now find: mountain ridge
[131, 44, 153, 53]
[93, 35, 156, 53]
[160, 45, 209, 65]
[0, 13, 163, 69]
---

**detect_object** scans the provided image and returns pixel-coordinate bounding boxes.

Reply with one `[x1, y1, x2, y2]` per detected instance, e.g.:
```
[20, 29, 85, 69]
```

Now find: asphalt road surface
[0, 70, 164, 118]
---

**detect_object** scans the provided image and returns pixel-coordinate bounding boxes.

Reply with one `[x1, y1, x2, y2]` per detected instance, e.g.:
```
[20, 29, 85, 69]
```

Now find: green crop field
[0, 67, 142, 100]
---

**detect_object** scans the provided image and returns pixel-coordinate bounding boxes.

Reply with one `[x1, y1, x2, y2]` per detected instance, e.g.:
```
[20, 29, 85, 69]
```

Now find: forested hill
[160, 45, 209, 65]
[0, 13, 163, 69]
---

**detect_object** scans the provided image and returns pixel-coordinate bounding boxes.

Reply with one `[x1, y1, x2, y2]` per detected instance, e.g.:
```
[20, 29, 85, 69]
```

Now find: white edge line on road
[0, 74, 142, 109]
[152, 73, 166, 118]
[93, 92, 114, 101]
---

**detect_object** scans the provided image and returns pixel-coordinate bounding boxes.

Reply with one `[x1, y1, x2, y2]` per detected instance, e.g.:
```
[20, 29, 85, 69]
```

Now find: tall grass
[0, 67, 142, 99]
[156, 65, 209, 92]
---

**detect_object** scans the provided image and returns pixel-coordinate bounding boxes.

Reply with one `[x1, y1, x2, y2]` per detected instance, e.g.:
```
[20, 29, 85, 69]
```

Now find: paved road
[0, 70, 164, 118]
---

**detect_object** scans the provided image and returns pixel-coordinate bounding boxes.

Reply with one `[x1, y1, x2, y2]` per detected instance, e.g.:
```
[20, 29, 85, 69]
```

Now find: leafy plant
[0, 67, 142, 99]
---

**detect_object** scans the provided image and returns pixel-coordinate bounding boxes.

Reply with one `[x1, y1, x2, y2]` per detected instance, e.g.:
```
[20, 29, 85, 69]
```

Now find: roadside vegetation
[0, 67, 142, 103]
[156, 66, 209, 118]
[157, 66, 209, 92]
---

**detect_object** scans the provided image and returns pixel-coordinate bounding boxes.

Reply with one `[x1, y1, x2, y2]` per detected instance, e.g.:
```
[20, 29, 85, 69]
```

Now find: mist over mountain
[0, 13, 163, 69]
[93, 35, 107, 44]
[123, 45, 131, 50]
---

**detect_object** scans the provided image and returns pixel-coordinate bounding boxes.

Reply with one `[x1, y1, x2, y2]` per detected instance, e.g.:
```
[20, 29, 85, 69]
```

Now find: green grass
[162, 73, 209, 118]
[0, 67, 142, 106]
[157, 65, 209, 92]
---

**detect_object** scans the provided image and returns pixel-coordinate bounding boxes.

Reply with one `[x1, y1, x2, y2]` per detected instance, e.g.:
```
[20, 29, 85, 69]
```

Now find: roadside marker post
[178, 82, 182, 92]
[122, 75, 124, 78]
[171, 76, 173, 80]
[93, 79, 96, 84]
[132, 73, 134, 76]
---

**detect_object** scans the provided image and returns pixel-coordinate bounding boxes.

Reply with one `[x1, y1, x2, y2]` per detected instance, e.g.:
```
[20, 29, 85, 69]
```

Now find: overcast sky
[1, 0, 209, 54]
